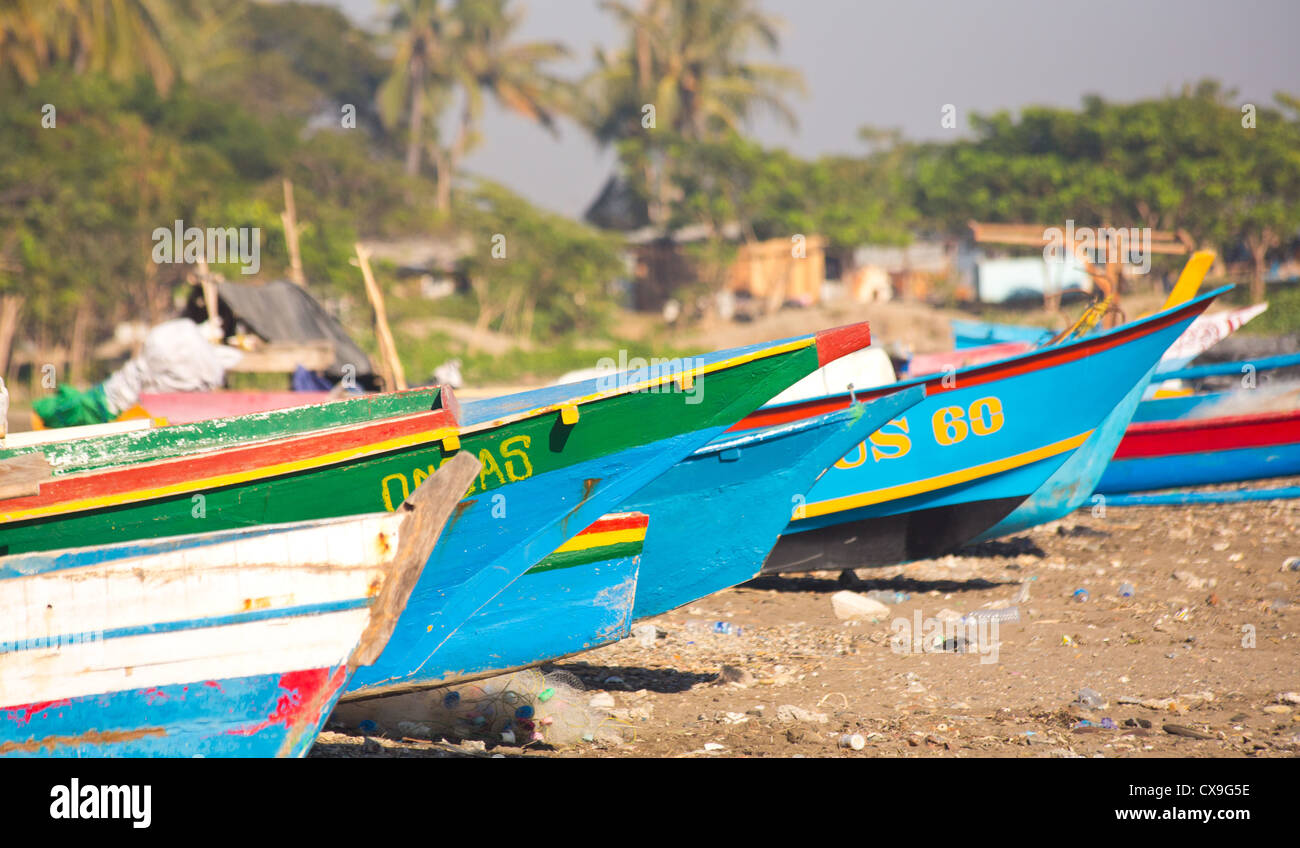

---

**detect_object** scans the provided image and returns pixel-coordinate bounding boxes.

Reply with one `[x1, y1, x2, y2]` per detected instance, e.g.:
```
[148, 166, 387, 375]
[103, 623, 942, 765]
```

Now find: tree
[0, 0, 183, 93]
[379, 0, 570, 211]
[584, 0, 805, 226]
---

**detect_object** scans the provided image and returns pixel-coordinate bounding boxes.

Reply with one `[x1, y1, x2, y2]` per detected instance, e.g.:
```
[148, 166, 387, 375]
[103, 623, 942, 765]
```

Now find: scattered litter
[1072, 588, 1090, 603]
[588, 692, 616, 709]
[702, 742, 726, 752]
[686, 620, 742, 636]
[1118, 582, 1135, 598]
[864, 589, 910, 604]
[964, 607, 1020, 624]
[1282, 557, 1300, 572]
[838, 733, 866, 750]
[1074, 688, 1106, 710]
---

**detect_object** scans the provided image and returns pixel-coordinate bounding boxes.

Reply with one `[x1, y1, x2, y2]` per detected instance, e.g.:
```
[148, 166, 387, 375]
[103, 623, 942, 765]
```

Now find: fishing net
[422, 669, 612, 748]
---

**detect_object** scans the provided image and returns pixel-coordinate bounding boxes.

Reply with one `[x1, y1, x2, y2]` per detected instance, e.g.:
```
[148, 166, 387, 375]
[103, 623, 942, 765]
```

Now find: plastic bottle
[686, 619, 742, 636]
[963, 607, 1020, 624]
[1073, 588, 1090, 603]
[1118, 582, 1135, 598]
[865, 589, 910, 604]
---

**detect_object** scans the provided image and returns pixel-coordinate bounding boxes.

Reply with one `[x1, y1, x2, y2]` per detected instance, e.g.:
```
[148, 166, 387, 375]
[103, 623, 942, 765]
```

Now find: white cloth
[102, 319, 243, 414]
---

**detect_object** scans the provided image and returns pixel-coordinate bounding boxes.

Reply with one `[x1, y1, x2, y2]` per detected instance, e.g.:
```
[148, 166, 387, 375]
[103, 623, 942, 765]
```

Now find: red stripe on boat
[814, 322, 872, 367]
[3, 408, 458, 513]
[1113, 408, 1300, 460]
[579, 512, 649, 534]
[732, 296, 1214, 433]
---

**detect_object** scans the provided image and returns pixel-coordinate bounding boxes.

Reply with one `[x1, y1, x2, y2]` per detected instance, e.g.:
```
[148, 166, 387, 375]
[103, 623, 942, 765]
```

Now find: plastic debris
[1074, 688, 1105, 710]
[1282, 557, 1300, 572]
[964, 607, 1020, 624]
[1118, 582, 1135, 597]
[839, 733, 866, 750]
[686, 619, 743, 636]
[1072, 588, 1090, 603]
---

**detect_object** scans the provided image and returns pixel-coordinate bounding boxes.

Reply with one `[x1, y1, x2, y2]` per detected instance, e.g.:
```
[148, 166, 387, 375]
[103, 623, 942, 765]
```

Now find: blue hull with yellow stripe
[405, 513, 649, 683]
[347, 325, 872, 696]
[759, 288, 1223, 572]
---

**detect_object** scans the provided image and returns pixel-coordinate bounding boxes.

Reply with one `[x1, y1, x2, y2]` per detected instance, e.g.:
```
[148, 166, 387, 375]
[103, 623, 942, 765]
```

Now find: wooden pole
[281, 178, 306, 288]
[354, 243, 407, 391]
[195, 257, 220, 329]
[0, 293, 23, 380]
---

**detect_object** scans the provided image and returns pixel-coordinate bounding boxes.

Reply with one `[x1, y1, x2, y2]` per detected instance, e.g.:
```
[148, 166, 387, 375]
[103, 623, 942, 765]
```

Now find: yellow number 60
[932, 406, 968, 445]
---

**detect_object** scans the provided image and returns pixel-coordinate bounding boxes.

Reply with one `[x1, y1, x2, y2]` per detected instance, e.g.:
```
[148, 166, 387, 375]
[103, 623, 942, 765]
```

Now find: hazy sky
[328, 0, 1300, 218]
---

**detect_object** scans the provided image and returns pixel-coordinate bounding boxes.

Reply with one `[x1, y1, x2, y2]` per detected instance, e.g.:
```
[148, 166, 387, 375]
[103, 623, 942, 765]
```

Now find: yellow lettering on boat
[834, 441, 867, 469]
[500, 435, 534, 481]
[380, 473, 410, 512]
[478, 449, 507, 490]
[969, 397, 1004, 436]
[932, 406, 969, 446]
[869, 418, 912, 462]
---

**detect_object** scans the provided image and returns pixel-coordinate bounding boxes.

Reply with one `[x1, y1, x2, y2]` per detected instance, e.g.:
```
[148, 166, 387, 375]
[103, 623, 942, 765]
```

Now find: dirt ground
[313, 477, 1300, 759]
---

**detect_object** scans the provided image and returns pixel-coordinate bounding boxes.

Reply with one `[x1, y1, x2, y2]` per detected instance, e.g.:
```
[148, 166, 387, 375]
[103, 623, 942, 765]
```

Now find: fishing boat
[1, 325, 874, 698]
[0, 454, 479, 758]
[346, 323, 874, 697]
[1093, 354, 1300, 495]
[414, 389, 924, 686]
[414, 512, 650, 684]
[756, 288, 1224, 573]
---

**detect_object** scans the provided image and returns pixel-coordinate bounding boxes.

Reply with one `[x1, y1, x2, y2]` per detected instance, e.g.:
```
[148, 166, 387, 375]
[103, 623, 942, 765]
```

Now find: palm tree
[3, 0, 181, 92]
[584, 0, 805, 225]
[380, 0, 570, 210]
[0, 0, 181, 93]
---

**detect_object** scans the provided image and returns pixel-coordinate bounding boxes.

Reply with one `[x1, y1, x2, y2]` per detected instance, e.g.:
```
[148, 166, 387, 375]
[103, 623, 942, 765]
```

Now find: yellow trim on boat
[460, 337, 815, 434]
[0, 426, 459, 524]
[795, 429, 1094, 520]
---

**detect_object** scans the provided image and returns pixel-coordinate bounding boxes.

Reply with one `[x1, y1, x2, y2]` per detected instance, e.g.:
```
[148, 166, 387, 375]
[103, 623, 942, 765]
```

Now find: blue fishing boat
[407, 511, 649, 684]
[346, 324, 875, 697]
[376, 385, 920, 686]
[0, 454, 479, 758]
[1092, 355, 1300, 495]
[757, 288, 1223, 572]
[626, 390, 923, 620]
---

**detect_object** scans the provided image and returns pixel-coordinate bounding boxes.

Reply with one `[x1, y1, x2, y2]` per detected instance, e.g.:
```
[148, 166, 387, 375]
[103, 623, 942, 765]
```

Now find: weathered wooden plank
[353, 450, 481, 666]
[0, 453, 52, 500]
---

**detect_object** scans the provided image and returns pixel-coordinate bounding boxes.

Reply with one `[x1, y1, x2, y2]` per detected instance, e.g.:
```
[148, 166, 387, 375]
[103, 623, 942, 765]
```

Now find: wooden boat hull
[626, 388, 925, 620]
[759, 289, 1221, 572]
[419, 513, 648, 684]
[1096, 407, 1300, 494]
[972, 362, 1154, 539]
[0, 456, 476, 757]
[348, 325, 873, 696]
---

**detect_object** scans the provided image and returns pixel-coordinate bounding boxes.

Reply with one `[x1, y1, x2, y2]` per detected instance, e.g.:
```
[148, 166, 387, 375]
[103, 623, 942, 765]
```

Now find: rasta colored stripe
[0, 412, 458, 524]
[527, 512, 648, 574]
